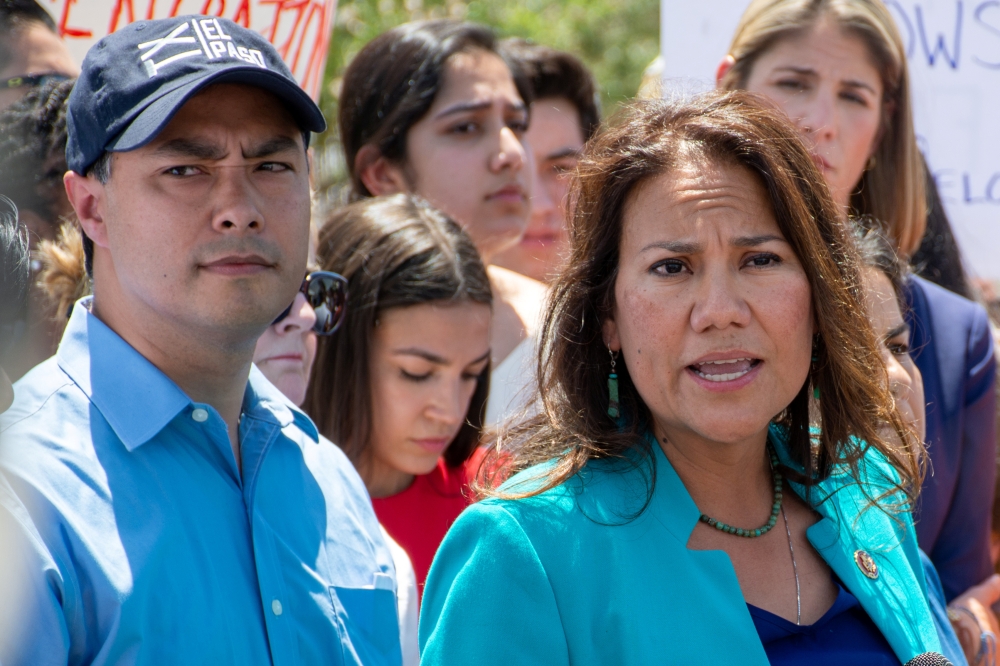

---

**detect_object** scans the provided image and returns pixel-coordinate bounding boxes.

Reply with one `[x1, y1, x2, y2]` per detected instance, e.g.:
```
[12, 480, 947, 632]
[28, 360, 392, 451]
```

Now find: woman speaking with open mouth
[418, 91, 956, 665]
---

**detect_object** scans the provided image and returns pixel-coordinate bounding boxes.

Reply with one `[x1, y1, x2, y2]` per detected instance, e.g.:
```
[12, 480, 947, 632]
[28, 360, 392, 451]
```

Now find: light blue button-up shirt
[0, 298, 401, 665]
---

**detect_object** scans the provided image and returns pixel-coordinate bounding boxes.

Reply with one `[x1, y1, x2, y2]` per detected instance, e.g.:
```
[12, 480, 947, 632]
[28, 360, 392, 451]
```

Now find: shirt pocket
[329, 581, 402, 666]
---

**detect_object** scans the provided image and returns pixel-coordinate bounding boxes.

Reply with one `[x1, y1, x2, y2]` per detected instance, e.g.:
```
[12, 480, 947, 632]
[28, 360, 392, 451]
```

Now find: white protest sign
[661, 0, 1000, 279]
[39, 0, 336, 99]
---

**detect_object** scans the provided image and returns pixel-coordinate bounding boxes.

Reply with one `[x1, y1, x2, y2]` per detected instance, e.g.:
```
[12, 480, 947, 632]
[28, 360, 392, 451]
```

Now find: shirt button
[191, 408, 209, 422]
[271, 599, 283, 616]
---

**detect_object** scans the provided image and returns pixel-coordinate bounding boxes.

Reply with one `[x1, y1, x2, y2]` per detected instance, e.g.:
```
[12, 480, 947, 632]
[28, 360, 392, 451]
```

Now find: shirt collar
[57, 298, 321, 450]
[57, 297, 193, 451]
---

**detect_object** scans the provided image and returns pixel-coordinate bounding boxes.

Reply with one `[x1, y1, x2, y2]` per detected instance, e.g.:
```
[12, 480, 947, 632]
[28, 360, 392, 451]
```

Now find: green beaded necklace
[699, 445, 783, 538]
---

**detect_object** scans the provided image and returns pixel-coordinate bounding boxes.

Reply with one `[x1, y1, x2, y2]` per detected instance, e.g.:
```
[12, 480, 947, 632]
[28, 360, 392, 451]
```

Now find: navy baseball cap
[66, 15, 327, 174]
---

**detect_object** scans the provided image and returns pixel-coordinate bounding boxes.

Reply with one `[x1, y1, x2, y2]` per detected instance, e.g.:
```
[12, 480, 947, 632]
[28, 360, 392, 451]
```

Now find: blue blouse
[749, 578, 899, 666]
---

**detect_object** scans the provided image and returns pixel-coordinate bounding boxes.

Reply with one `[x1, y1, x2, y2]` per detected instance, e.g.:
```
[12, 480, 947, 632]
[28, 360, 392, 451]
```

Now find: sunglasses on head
[273, 271, 348, 335]
[3, 73, 71, 90]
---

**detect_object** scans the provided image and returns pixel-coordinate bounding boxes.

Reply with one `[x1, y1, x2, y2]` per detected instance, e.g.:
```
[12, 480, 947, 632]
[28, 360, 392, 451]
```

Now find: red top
[371, 457, 474, 593]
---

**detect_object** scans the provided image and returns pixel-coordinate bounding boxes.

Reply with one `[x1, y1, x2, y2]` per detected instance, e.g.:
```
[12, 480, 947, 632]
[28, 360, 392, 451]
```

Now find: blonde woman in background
[718, 0, 998, 604]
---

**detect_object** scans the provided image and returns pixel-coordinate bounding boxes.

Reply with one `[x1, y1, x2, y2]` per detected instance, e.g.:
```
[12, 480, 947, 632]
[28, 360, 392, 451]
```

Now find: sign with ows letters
[660, 0, 1000, 279]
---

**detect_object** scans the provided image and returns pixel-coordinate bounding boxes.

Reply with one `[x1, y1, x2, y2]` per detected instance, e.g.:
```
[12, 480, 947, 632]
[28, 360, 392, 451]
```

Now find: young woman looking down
[304, 194, 492, 592]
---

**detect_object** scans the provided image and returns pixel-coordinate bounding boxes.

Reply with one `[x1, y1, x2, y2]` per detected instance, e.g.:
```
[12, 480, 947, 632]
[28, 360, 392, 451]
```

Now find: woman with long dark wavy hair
[338, 20, 547, 428]
[304, 194, 492, 596]
[419, 91, 954, 664]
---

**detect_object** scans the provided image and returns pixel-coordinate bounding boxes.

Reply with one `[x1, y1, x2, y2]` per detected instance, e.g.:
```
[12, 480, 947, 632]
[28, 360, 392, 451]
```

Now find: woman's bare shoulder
[486, 266, 549, 336]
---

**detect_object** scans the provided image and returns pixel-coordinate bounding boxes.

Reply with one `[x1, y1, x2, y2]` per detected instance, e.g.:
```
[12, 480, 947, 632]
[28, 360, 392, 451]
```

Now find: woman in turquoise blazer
[420, 92, 957, 664]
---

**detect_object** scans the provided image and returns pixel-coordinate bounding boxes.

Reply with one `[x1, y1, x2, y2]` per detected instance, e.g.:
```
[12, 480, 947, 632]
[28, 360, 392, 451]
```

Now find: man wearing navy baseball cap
[0, 17, 402, 665]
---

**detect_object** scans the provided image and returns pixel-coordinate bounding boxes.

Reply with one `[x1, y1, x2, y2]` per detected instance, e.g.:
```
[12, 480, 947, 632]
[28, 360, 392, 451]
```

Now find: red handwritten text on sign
[44, 0, 335, 99]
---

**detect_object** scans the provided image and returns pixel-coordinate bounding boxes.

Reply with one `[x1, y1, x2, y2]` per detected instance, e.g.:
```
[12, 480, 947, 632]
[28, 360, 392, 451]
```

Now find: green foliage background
[313, 0, 660, 197]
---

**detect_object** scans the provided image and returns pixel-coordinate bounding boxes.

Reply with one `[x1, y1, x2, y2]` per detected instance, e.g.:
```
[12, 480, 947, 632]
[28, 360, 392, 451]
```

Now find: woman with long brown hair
[419, 92, 950, 664]
[717, 0, 997, 601]
[304, 194, 492, 595]
[338, 20, 547, 428]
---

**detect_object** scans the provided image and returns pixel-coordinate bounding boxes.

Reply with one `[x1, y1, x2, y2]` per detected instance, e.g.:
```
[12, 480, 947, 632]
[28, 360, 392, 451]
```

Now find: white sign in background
[39, 0, 337, 100]
[661, 0, 1000, 279]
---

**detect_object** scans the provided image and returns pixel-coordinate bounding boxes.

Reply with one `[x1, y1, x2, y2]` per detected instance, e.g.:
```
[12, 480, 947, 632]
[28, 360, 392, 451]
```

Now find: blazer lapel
[645, 441, 772, 666]
[770, 427, 941, 662]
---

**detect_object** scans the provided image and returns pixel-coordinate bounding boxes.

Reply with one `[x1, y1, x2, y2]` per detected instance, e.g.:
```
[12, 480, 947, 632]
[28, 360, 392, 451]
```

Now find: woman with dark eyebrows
[304, 194, 492, 599]
[338, 21, 545, 427]
[420, 91, 956, 665]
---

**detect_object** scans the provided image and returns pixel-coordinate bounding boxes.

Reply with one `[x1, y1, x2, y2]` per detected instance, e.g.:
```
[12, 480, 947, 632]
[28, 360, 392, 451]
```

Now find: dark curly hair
[0, 195, 29, 353]
[0, 78, 74, 228]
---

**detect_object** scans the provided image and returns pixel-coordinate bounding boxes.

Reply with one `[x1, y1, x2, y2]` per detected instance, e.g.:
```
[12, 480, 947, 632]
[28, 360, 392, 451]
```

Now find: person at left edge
[0, 16, 402, 666]
[0, 196, 38, 656]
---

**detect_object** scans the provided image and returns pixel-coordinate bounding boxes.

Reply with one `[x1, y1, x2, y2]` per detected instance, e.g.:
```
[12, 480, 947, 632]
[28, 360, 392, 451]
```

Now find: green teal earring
[607, 347, 620, 418]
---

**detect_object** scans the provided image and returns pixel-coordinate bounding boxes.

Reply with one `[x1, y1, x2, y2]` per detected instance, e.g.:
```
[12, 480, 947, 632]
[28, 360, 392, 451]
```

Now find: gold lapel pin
[854, 550, 879, 579]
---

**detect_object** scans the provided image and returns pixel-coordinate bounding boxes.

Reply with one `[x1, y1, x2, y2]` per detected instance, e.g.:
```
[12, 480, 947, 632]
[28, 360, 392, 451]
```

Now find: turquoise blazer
[419, 426, 943, 664]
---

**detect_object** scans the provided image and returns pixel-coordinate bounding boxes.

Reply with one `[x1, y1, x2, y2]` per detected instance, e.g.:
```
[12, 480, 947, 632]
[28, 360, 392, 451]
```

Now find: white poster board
[39, 0, 336, 100]
[661, 0, 1000, 279]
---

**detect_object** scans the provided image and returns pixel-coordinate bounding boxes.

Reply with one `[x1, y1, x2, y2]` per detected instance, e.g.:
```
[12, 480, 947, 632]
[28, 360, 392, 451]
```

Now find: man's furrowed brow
[243, 136, 302, 160]
[153, 138, 227, 160]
